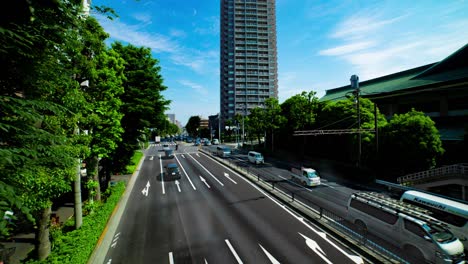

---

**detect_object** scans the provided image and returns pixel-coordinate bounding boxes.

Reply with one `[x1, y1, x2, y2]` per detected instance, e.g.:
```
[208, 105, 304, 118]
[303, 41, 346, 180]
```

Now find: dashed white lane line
[225, 239, 243, 264]
[188, 154, 224, 186]
[175, 155, 196, 190]
[169, 252, 174, 264]
[159, 154, 165, 195]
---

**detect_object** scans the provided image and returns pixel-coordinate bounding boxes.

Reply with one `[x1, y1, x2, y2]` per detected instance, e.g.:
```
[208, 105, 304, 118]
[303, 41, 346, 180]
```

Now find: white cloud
[170, 29, 187, 38]
[133, 13, 152, 24]
[97, 17, 179, 53]
[178, 80, 208, 96]
[194, 16, 219, 35]
[332, 13, 407, 40]
[319, 41, 376, 56]
[319, 8, 468, 83]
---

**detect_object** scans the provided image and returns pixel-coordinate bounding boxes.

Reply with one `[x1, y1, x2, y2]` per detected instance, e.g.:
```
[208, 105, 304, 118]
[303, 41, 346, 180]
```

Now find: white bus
[400, 190, 468, 252]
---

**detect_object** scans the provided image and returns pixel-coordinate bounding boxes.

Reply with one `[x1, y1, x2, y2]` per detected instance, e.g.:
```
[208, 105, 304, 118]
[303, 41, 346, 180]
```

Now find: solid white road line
[188, 154, 224, 186]
[201, 152, 363, 264]
[225, 239, 243, 264]
[175, 155, 196, 190]
[169, 252, 174, 264]
[259, 244, 281, 264]
[159, 154, 165, 195]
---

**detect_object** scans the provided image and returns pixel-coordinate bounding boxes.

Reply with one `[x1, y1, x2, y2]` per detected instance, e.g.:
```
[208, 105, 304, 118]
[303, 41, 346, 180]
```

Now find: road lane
[104, 144, 363, 263]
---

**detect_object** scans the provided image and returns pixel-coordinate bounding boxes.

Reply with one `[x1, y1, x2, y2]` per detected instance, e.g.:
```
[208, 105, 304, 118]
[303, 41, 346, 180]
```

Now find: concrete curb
[87, 151, 146, 264]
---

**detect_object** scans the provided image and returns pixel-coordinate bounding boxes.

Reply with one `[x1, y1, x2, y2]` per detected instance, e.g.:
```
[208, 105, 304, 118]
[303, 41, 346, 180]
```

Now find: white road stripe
[259, 244, 281, 264]
[169, 252, 174, 264]
[201, 152, 363, 264]
[188, 154, 224, 186]
[175, 155, 196, 190]
[159, 154, 165, 195]
[225, 239, 243, 264]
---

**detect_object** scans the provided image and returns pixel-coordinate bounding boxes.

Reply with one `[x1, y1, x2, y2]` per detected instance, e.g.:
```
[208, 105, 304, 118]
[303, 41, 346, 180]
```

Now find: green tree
[381, 109, 444, 175]
[1, 0, 89, 259]
[186, 116, 201, 137]
[281, 91, 319, 131]
[263, 98, 286, 151]
[248, 107, 266, 144]
[107, 42, 170, 174]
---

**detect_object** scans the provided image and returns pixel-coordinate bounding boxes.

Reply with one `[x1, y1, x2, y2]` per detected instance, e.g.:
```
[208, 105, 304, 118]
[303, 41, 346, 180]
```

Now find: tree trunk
[92, 155, 101, 201]
[74, 158, 83, 229]
[36, 205, 51, 260]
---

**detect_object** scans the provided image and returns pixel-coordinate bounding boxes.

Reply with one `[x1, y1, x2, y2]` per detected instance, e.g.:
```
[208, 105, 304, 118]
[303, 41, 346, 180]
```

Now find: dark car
[166, 163, 181, 179]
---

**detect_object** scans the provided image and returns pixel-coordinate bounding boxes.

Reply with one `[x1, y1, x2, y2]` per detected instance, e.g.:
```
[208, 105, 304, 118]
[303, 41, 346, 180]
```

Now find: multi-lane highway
[102, 143, 365, 264]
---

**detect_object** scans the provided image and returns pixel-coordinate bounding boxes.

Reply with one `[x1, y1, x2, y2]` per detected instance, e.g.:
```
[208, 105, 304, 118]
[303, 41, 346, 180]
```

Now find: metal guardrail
[201, 148, 408, 264]
[397, 163, 468, 185]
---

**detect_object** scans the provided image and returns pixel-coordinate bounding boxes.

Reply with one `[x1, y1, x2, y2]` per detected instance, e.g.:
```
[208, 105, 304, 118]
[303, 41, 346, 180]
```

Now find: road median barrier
[200, 148, 406, 264]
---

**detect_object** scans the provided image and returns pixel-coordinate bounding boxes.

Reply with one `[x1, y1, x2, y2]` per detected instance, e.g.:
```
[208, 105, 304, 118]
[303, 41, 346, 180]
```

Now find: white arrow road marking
[299, 233, 332, 264]
[225, 239, 243, 264]
[196, 153, 200, 157]
[141, 181, 150, 196]
[159, 154, 165, 195]
[189, 154, 224, 186]
[175, 155, 196, 190]
[200, 176, 210, 188]
[149, 156, 154, 160]
[204, 258, 208, 264]
[181, 154, 185, 159]
[106, 259, 112, 264]
[223, 172, 237, 184]
[175, 180, 181, 192]
[169, 252, 174, 264]
[201, 152, 363, 264]
[259, 244, 281, 264]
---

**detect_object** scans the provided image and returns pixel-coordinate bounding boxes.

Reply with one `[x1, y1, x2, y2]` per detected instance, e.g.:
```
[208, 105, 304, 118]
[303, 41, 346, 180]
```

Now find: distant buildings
[220, 0, 278, 126]
[166, 113, 176, 124]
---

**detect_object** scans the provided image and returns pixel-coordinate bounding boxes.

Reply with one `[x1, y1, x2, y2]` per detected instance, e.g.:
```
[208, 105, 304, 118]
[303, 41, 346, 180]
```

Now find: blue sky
[91, 0, 468, 126]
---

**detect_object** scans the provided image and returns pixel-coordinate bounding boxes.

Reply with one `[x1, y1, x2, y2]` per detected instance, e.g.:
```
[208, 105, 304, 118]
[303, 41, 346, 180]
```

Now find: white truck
[290, 167, 321, 187]
[155, 136, 161, 143]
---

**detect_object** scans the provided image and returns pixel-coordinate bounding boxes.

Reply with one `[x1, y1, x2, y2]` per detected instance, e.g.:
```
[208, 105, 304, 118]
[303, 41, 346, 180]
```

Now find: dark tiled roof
[320, 44, 468, 102]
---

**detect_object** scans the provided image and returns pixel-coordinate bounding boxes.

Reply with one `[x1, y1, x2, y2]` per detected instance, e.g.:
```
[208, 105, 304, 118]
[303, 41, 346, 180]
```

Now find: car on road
[217, 146, 231, 157]
[204, 140, 212, 146]
[165, 149, 174, 158]
[166, 163, 181, 179]
[212, 139, 219, 145]
[248, 151, 264, 164]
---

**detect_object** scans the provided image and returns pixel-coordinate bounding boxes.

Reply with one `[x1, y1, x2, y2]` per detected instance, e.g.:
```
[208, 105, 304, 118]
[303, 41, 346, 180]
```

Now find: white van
[212, 139, 219, 145]
[248, 151, 264, 164]
[400, 190, 468, 252]
[347, 192, 465, 263]
[216, 146, 231, 158]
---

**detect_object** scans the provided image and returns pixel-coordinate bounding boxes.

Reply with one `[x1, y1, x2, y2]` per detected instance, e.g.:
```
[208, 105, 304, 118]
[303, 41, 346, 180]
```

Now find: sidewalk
[1, 174, 131, 264]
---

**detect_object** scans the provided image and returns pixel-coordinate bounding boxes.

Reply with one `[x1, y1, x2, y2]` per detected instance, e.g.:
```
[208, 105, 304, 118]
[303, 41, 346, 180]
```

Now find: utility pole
[351, 75, 361, 168]
[374, 103, 378, 154]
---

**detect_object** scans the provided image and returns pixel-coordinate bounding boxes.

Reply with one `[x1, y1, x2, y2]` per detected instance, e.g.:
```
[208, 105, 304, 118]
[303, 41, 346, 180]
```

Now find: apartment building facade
[220, 0, 278, 125]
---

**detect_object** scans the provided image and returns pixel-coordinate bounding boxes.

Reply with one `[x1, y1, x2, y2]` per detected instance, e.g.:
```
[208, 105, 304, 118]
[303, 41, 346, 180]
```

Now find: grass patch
[27, 182, 126, 264]
[125, 150, 144, 174]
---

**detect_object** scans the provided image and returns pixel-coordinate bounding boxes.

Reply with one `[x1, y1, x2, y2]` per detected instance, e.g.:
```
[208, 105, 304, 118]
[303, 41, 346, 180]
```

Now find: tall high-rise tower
[220, 0, 278, 125]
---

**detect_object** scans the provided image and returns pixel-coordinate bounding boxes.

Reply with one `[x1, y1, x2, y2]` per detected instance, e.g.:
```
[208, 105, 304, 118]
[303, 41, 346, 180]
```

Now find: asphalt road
[103, 143, 364, 264]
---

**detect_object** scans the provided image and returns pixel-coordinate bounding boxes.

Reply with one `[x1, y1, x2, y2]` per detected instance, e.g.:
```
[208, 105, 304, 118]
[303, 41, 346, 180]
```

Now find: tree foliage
[381, 109, 444, 175]
[106, 42, 170, 174]
[186, 116, 201, 137]
[281, 91, 319, 131]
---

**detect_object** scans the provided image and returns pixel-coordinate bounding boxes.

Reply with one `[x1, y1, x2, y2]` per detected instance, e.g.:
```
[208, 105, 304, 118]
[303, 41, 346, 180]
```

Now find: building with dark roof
[321, 44, 468, 144]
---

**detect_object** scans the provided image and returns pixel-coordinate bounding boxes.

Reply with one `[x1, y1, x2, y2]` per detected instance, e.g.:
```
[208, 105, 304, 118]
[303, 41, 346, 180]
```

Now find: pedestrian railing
[397, 163, 468, 186]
